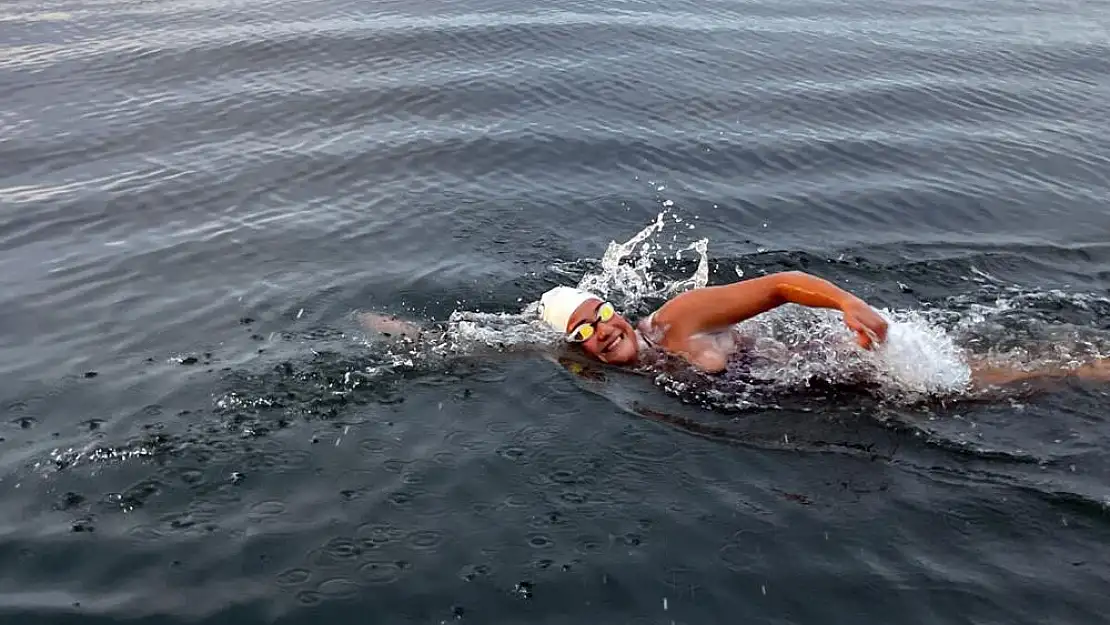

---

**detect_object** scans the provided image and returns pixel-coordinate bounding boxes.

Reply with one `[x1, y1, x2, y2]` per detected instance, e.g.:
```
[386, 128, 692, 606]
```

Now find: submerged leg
[358, 312, 424, 339]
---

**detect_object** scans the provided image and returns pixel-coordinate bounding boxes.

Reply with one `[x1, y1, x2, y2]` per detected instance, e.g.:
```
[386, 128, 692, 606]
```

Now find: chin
[607, 350, 638, 366]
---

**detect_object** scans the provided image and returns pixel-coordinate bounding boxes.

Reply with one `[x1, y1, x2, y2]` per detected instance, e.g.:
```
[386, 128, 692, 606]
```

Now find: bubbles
[406, 529, 445, 551]
[275, 568, 311, 587]
[248, 500, 287, 519]
[316, 577, 360, 600]
[358, 560, 405, 585]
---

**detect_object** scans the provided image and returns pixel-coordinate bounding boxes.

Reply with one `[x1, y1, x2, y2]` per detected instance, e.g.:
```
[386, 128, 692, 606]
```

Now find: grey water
[2, 0, 1110, 623]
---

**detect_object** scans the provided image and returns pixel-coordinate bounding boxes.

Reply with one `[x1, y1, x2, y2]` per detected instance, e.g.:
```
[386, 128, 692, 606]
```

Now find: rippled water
[3, 0, 1110, 622]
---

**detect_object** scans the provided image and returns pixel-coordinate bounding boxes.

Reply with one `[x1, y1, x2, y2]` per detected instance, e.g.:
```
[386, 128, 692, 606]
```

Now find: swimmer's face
[566, 299, 639, 366]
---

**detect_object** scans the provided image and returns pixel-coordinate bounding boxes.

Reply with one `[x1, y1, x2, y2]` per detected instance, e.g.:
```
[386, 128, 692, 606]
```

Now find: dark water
[3, 0, 1110, 622]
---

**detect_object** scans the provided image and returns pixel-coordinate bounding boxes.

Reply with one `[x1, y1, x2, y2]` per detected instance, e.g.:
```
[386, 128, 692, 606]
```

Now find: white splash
[575, 210, 709, 311]
[442, 307, 557, 352]
[437, 210, 709, 354]
[721, 304, 972, 401]
[865, 309, 973, 396]
[386, 209, 1109, 405]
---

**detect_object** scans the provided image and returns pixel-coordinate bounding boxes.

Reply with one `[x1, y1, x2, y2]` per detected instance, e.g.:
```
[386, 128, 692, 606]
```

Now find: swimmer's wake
[359, 210, 1110, 412]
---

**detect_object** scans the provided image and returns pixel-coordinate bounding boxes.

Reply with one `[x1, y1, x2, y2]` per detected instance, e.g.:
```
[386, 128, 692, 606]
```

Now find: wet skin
[361, 268, 1110, 389]
[565, 299, 640, 366]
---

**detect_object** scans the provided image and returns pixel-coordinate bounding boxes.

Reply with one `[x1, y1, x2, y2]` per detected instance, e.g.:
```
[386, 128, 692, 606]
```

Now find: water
[3, 0, 1110, 622]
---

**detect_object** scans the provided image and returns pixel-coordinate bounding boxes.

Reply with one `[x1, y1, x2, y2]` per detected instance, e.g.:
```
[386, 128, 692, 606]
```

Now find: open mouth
[603, 333, 624, 355]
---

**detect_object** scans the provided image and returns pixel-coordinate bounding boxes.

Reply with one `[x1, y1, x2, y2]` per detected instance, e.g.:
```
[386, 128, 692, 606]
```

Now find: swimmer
[360, 270, 1110, 391]
[538, 270, 888, 373]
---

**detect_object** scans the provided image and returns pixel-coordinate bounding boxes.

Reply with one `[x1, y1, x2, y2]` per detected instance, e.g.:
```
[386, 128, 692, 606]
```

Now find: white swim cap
[540, 286, 599, 333]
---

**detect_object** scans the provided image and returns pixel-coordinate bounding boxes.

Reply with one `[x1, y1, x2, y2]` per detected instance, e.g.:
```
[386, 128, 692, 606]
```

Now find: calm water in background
[3, 0, 1110, 623]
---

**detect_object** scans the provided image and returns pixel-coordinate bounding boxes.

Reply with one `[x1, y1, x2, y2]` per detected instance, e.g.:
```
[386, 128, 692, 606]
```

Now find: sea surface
[3, 0, 1110, 623]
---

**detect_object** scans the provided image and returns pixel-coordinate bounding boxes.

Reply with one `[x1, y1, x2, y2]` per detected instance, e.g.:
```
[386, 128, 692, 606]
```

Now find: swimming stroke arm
[651, 270, 889, 349]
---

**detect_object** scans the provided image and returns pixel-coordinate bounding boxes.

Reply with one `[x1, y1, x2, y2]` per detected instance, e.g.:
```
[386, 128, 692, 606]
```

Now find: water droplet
[528, 533, 553, 549]
[359, 560, 403, 585]
[317, 578, 359, 599]
[295, 590, 321, 605]
[407, 529, 444, 550]
[275, 568, 311, 587]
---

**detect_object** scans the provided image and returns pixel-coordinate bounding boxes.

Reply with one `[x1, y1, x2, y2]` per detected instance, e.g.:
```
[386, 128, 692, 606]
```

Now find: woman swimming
[360, 270, 1110, 392]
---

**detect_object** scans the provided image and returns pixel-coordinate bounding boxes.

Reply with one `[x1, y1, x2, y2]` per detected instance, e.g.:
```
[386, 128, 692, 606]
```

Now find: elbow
[776, 270, 811, 281]
[773, 270, 827, 291]
[769, 271, 811, 301]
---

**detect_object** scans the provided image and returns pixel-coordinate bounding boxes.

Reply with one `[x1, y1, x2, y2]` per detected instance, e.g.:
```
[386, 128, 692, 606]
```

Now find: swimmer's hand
[841, 300, 888, 349]
[358, 312, 423, 339]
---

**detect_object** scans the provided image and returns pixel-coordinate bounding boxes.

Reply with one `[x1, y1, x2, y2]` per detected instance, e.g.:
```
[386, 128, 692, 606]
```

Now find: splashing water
[556, 210, 974, 402]
[641, 300, 974, 409]
[431, 211, 974, 403]
[868, 309, 973, 395]
[370, 210, 1109, 409]
[726, 306, 973, 398]
[440, 210, 709, 354]
[574, 210, 710, 312]
[442, 308, 555, 352]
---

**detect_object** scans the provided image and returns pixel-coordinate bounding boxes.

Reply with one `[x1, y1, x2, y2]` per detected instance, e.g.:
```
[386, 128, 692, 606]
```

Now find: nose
[595, 321, 615, 341]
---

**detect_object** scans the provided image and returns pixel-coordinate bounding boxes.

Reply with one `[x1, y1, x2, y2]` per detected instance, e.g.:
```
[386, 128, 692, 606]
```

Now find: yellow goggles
[567, 302, 616, 343]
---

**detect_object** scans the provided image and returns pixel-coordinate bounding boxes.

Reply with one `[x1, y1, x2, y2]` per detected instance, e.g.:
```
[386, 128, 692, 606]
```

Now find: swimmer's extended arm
[969, 357, 1110, 391]
[652, 270, 888, 349]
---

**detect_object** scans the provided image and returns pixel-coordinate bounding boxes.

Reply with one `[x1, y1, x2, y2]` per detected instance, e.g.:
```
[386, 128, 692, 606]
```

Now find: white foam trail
[442, 307, 559, 353]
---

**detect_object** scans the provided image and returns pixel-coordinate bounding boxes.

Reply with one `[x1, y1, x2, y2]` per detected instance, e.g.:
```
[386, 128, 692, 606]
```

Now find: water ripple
[3, 0, 1110, 622]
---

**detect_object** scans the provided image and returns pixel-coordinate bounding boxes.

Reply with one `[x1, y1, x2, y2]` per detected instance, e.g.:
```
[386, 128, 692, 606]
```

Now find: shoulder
[636, 308, 685, 351]
[647, 288, 710, 335]
[637, 310, 728, 373]
[636, 312, 662, 344]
